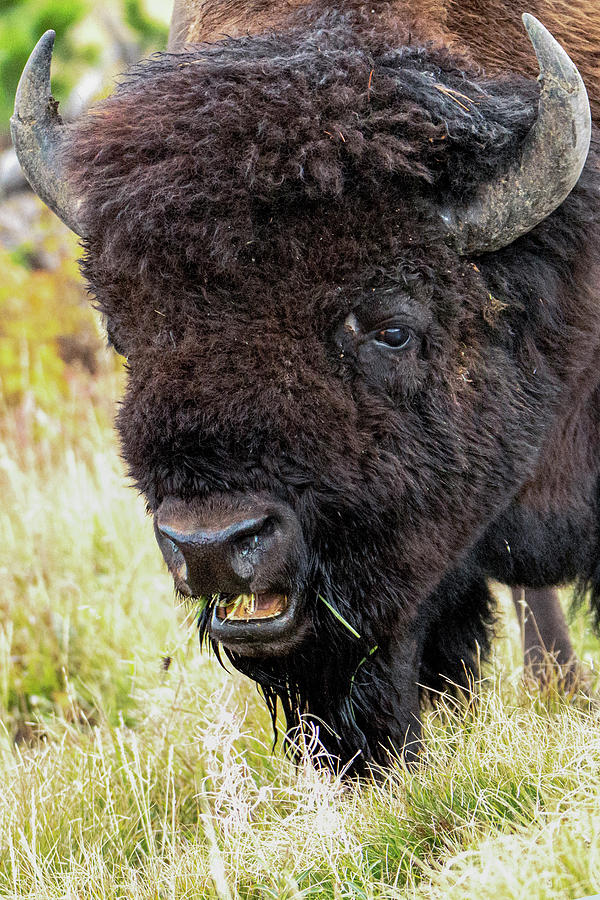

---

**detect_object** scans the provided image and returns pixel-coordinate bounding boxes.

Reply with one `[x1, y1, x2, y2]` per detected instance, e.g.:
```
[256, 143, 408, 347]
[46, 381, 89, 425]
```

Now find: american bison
[12, 0, 600, 773]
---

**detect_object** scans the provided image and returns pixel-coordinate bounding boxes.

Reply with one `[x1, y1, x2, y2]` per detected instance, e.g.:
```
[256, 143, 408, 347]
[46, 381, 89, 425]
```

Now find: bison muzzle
[156, 493, 310, 655]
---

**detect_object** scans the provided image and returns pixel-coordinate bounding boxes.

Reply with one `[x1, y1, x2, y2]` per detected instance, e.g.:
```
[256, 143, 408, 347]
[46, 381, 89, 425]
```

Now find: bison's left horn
[10, 30, 85, 236]
[440, 14, 591, 255]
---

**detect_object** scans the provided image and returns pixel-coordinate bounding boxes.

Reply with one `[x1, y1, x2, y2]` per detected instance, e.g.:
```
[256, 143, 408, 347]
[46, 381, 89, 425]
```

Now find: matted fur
[63, 6, 600, 771]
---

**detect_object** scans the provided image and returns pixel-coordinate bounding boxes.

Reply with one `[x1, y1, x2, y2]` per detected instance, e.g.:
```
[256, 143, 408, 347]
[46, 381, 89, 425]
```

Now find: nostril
[237, 533, 260, 557]
[228, 514, 275, 544]
[233, 516, 277, 555]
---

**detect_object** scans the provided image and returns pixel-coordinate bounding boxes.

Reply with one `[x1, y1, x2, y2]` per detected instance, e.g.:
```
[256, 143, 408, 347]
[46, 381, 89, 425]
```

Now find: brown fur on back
[446, 0, 600, 120]
[171, 0, 600, 119]
[172, 1, 450, 51]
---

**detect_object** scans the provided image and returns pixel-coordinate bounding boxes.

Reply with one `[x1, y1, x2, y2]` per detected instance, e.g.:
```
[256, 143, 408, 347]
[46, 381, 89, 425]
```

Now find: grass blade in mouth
[214, 592, 288, 621]
[189, 595, 211, 616]
[224, 595, 246, 621]
[318, 594, 361, 639]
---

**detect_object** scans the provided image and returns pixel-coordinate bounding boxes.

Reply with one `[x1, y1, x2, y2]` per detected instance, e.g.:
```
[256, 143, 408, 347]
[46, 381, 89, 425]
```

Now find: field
[2, 214, 600, 898]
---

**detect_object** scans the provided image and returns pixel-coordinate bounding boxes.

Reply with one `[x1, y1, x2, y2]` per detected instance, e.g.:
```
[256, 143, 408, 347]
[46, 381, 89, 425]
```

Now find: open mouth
[208, 590, 306, 655]
[215, 591, 289, 622]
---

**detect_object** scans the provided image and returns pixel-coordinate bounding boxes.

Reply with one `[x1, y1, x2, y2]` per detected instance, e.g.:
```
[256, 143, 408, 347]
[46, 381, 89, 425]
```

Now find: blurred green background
[0, 0, 170, 146]
[0, 0, 171, 423]
[0, 0, 175, 733]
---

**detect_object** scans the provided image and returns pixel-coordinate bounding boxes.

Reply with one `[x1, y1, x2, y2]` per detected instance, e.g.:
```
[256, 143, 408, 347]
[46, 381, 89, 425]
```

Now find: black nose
[155, 498, 301, 597]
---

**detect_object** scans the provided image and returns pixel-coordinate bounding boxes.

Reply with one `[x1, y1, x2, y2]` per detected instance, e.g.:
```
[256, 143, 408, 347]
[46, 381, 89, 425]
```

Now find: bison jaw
[208, 590, 308, 656]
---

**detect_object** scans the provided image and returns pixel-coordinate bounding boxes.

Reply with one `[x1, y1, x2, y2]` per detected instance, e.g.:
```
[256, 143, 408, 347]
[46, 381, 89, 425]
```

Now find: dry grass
[2, 396, 600, 898]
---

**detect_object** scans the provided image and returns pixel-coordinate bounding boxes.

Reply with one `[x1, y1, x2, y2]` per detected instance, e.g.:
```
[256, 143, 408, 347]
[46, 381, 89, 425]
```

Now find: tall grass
[0, 391, 181, 731]
[2, 653, 600, 897]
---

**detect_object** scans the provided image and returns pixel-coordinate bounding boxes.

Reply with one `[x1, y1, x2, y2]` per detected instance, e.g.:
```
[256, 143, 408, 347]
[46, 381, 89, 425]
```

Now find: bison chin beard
[195, 561, 496, 776]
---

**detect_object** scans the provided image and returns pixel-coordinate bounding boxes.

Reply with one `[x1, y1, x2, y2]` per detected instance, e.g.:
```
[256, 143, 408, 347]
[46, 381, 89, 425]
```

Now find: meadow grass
[2, 377, 600, 898]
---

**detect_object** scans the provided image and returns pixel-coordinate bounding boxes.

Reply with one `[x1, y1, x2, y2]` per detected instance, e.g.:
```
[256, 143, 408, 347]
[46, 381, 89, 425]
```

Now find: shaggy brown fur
[171, 0, 600, 119]
[170, 0, 449, 48]
[62, 2, 600, 770]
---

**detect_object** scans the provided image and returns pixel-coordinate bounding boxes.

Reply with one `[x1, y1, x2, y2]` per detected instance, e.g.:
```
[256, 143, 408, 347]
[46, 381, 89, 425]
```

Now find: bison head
[12, 9, 598, 770]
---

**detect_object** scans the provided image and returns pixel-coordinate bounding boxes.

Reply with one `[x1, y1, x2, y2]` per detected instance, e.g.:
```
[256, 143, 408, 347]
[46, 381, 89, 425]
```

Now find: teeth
[226, 593, 254, 620]
[215, 592, 288, 622]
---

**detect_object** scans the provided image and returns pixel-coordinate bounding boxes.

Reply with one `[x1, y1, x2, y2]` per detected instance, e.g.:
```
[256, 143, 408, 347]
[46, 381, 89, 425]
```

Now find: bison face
[21, 9, 597, 767]
[105, 238, 557, 676]
[146, 276, 439, 658]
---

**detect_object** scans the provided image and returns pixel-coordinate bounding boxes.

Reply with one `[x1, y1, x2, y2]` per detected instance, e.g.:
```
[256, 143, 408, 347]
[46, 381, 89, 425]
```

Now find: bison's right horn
[10, 30, 85, 236]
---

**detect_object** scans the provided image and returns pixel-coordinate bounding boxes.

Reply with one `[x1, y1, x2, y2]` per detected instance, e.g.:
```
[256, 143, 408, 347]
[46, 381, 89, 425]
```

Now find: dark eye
[373, 326, 412, 349]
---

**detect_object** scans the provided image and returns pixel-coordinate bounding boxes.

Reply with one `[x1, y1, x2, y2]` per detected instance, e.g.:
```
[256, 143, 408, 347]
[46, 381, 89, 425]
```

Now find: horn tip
[29, 29, 57, 64]
[521, 12, 539, 30]
[14, 29, 58, 113]
[521, 9, 591, 116]
[521, 13, 553, 48]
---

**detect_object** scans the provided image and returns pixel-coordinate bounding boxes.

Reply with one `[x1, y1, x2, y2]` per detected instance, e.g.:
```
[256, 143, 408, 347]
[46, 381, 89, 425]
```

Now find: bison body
[13, 1, 600, 770]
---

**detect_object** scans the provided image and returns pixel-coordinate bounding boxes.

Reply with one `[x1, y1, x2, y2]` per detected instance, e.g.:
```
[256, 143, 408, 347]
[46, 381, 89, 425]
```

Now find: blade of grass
[351, 645, 379, 694]
[198, 791, 238, 900]
[318, 595, 361, 639]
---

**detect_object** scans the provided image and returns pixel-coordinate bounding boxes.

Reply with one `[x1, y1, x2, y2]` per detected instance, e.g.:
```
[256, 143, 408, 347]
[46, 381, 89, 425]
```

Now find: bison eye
[373, 325, 412, 349]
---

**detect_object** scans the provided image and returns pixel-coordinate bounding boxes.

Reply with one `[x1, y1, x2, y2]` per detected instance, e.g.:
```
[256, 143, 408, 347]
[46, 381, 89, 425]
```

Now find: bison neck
[168, 0, 449, 49]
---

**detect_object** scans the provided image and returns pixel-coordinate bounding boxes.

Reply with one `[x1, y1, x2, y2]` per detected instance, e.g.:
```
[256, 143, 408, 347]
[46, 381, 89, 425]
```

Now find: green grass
[2, 387, 600, 898]
[0, 397, 181, 731]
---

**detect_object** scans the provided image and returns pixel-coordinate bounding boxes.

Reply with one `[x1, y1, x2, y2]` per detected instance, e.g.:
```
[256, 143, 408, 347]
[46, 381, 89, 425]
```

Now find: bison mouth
[207, 590, 307, 655]
[215, 591, 289, 621]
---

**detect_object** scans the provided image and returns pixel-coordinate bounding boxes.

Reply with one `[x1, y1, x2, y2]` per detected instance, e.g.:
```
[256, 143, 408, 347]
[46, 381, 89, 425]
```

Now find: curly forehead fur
[65, 9, 537, 287]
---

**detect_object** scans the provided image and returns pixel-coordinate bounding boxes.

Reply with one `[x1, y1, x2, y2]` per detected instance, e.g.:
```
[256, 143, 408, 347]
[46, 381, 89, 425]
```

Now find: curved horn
[440, 14, 591, 256]
[10, 30, 85, 236]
